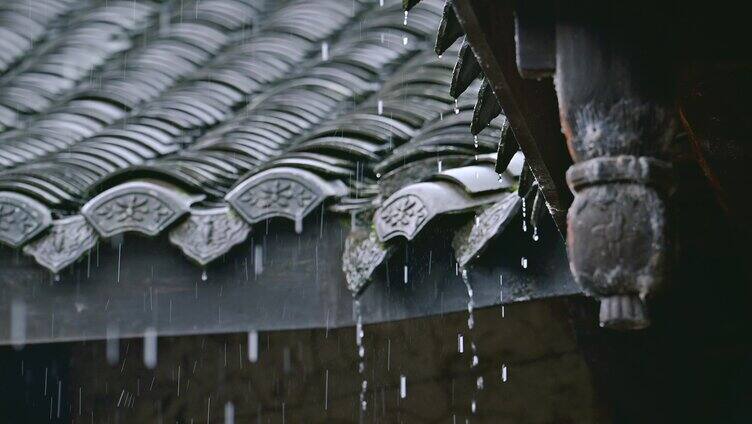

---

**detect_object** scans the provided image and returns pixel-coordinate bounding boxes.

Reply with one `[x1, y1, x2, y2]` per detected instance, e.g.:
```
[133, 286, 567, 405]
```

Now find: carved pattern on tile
[375, 194, 428, 240]
[23, 215, 98, 273]
[343, 229, 394, 295]
[82, 182, 199, 238]
[0, 192, 52, 248]
[169, 207, 250, 266]
[452, 194, 520, 267]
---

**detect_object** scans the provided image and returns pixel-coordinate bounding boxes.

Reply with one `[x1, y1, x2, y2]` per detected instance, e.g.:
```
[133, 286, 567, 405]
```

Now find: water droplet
[377, 100, 383, 115]
[224, 402, 235, 424]
[254, 245, 263, 276]
[400, 375, 407, 398]
[321, 42, 329, 61]
[438, 160, 443, 172]
[10, 299, 26, 350]
[471, 400, 477, 413]
[473, 135, 478, 148]
[143, 327, 157, 369]
[403, 265, 408, 284]
[248, 330, 258, 362]
[521, 257, 528, 269]
[458, 334, 464, 353]
[106, 325, 119, 365]
[454, 99, 460, 114]
[403, 10, 408, 25]
[201, 269, 207, 281]
[360, 382, 368, 410]
[476, 376, 484, 390]
[402, 36, 408, 45]
[501, 364, 508, 382]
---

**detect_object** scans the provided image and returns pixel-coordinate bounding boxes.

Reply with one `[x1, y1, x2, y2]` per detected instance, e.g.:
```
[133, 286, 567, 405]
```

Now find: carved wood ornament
[554, 3, 677, 329]
[441, 0, 679, 328]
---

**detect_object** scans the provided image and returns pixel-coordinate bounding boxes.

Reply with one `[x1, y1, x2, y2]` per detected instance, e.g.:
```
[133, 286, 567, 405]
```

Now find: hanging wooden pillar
[554, 1, 677, 329]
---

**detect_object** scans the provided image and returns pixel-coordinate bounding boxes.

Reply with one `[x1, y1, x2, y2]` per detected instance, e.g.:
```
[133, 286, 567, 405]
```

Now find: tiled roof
[0, 0, 535, 293]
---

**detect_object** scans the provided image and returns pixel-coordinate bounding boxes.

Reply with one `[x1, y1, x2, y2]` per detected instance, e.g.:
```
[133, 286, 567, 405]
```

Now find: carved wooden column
[554, 2, 676, 329]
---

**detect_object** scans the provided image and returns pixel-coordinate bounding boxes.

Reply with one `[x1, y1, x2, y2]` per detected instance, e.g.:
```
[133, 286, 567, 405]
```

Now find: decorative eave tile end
[22, 215, 98, 274]
[0, 191, 52, 248]
[81, 180, 203, 238]
[226, 167, 348, 230]
[452, 193, 520, 268]
[169, 206, 251, 266]
[375, 178, 506, 243]
[343, 228, 395, 296]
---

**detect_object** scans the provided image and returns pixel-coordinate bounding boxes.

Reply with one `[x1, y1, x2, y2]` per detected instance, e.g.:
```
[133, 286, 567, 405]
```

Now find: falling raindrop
[283, 347, 291, 374]
[360, 380, 368, 411]
[354, 299, 368, 412]
[438, 160, 443, 172]
[143, 327, 157, 369]
[403, 265, 408, 284]
[461, 269, 474, 330]
[458, 334, 464, 353]
[117, 242, 122, 283]
[324, 369, 329, 410]
[471, 400, 477, 413]
[201, 269, 207, 281]
[321, 42, 329, 61]
[521, 197, 527, 232]
[532, 225, 539, 242]
[377, 99, 383, 115]
[294, 216, 303, 234]
[403, 10, 408, 25]
[474, 135, 478, 148]
[521, 257, 528, 269]
[476, 376, 484, 390]
[499, 275, 506, 318]
[402, 36, 408, 45]
[224, 402, 235, 424]
[454, 99, 460, 114]
[248, 330, 258, 363]
[106, 324, 119, 365]
[379, 0, 384, 6]
[501, 364, 508, 382]
[400, 375, 407, 399]
[10, 298, 26, 350]
[254, 245, 263, 276]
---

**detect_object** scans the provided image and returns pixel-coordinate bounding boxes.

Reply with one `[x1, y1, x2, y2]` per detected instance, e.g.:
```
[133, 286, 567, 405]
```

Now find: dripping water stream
[354, 299, 368, 418]
[460, 268, 483, 416]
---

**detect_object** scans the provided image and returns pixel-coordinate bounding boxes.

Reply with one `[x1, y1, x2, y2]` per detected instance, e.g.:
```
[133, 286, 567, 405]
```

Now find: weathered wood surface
[452, 0, 572, 232]
[0, 211, 578, 345]
[556, 2, 677, 329]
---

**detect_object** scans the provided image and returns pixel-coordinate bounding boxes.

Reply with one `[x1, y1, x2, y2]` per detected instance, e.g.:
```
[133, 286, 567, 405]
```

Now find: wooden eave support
[452, 0, 572, 233]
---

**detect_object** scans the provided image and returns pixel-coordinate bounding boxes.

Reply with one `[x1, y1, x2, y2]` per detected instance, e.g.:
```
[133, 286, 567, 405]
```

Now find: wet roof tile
[0, 0, 533, 285]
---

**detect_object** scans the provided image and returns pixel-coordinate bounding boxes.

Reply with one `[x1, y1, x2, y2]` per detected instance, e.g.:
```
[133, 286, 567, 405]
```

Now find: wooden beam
[452, 0, 572, 232]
